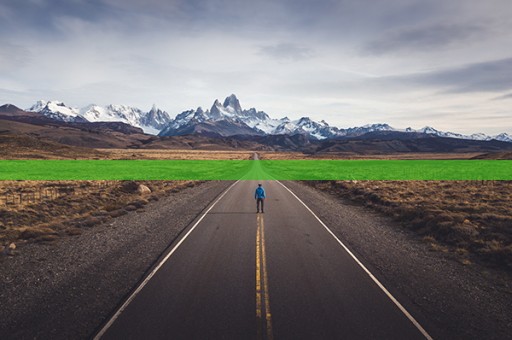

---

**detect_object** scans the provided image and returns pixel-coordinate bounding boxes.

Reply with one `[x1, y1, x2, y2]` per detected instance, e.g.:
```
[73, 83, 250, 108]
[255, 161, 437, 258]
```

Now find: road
[96, 176, 431, 339]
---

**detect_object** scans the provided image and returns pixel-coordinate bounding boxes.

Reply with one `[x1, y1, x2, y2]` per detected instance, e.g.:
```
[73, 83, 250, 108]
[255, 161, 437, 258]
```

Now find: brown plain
[308, 180, 512, 272]
[98, 148, 255, 160]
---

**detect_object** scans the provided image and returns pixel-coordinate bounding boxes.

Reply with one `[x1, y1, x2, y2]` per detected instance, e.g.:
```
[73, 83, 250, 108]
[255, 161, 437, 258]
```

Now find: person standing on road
[255, 183, 266, 213]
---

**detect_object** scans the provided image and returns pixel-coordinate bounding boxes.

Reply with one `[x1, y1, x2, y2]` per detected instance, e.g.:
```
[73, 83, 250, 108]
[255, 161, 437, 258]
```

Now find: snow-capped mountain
[28, 100, 172, 135]
[159, 95, 405, 140]
[159, 95, 512, 142]
[404, 126, 512, 143]
[141, 105, 172, 131]
[27, 97, 512, 143]
[211, 94, 284, 133]
[159, 94, 339, 139]
[28, 100, 87, 123]
[158, 104, 263, 138]
[159, 94, 281, 137]
[273, 117, 340, 139]
[494, 133, 512, 142]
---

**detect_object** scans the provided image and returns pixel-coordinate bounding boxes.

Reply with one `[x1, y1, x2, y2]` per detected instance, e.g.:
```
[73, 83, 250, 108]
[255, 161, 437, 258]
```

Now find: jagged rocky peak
[298, 117, 313, 124]
[140, 105, 171, 129]
[495, 133, 512, 142]
[222, 94, 242, 114]
[243, 107, 270, 120]
[148, 104, 159, 114]
[209, 94, 248, 119]
[364, 123, 393, 130]
[193, 107, 209, 121]
[209, 99, 225, 119]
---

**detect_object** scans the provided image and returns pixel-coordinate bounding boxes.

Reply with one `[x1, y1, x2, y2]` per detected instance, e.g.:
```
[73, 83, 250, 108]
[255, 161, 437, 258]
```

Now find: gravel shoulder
[284, 181, 512, 340]
[0, 180, 233, 340]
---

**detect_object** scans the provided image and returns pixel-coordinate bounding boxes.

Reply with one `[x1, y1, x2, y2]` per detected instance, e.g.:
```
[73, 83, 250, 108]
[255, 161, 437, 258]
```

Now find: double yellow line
[256, 214, 273, 340]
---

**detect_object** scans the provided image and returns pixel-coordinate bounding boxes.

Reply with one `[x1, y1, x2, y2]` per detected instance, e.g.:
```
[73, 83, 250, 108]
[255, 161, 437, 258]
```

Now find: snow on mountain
[142, 105, 172, 130]
[29, 101, 172, 135]
[28, 100, 85, 123]
[404, 126, 511, 142]
[80, 104, 155, 134]
[339, 123, 394, 137]
[222, 94, 243, 115]
[158, 107, 208, 136]
[80, 104, 166, 134]
[158, 95, 267, 137]
[241, 108, 283, 134]
[272, 117, 339, 139]
[27, 96, 511, 142]
[159, 95, 512, 141]
[159, 94, 338, 139]
[160, 94, 268, 137]
[494, 133, 512, 142]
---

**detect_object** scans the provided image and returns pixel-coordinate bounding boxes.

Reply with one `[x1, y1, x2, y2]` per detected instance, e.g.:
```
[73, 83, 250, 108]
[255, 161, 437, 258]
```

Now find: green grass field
[0, 159, 511, 180]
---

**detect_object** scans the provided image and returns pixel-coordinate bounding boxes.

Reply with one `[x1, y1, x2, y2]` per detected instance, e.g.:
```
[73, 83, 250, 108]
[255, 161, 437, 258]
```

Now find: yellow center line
[261, 215, 274, 340]
[256, 215, 262, 339]
[256, 213, 273, 340]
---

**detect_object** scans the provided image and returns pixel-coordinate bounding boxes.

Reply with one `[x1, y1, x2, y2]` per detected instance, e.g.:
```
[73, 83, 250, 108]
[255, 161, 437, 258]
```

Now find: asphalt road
[96, 180, 431, 340]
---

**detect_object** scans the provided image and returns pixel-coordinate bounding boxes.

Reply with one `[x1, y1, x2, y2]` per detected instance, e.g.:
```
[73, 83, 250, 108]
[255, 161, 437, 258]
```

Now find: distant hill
[0, 134, 108, 159]
[316, 132, 512, 154]
[471, 152, 512, 160]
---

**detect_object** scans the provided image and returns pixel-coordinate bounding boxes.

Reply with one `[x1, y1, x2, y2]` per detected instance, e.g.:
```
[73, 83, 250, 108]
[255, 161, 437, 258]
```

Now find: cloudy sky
[1, 0, 511, 134]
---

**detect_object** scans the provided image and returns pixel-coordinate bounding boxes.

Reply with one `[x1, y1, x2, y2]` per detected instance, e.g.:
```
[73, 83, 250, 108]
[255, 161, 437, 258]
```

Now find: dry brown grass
[257, 151, 313, 160]
[308, 180, 512, 271]
[0, 180, 200, 251]
[98, 149, 255, 160]
[259, 152, 481, 160]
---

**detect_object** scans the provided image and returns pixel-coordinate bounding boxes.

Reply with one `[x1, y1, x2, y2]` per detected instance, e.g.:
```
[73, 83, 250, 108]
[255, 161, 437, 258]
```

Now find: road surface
[95, 177, 431, 339]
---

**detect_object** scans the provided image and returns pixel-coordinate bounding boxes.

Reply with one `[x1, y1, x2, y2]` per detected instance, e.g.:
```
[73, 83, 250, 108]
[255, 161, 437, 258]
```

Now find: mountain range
[2, 102, 512, 156]
[28, 100, 171, 135]
[22, 95, 512, 143]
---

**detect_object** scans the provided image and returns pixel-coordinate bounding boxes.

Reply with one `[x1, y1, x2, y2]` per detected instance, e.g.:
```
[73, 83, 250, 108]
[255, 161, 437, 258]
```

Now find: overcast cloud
[1, 0, 511, 134]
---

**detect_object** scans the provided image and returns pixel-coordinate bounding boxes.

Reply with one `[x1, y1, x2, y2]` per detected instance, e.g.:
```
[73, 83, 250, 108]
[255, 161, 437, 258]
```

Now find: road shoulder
[283, 181, 512, 340]
[0, 180, 233, 340]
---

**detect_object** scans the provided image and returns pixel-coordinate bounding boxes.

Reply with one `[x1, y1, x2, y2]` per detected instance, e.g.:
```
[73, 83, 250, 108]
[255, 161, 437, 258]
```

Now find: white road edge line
[94, 180, 241, 340]
[276, 181, 433, 340]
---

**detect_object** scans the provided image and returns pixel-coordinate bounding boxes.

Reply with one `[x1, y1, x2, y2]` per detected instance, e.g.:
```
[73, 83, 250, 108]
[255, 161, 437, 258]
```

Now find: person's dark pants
[256, 198, 264, 212]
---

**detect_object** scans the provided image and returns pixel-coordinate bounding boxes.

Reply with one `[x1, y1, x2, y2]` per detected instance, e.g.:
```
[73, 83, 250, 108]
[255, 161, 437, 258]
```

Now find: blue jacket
[255, 187, 266, 199]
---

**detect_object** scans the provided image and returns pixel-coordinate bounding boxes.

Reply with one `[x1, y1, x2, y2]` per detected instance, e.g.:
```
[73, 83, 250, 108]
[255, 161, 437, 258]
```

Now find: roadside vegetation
[0, 180, 200, 254]
[307, 180, 512, 271]
[100, 149, 254, 160]
[259, 151, 481, 160]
